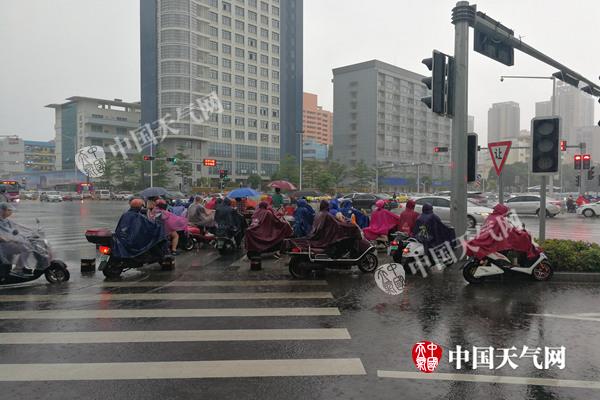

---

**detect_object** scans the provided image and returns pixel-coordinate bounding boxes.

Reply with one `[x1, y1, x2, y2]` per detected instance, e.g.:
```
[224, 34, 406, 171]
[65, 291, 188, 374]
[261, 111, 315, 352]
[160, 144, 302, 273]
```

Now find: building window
[271, 135, 279, 144]
[272, 70, 279, 80]
[260, 41, 269, 51]
[208, 11, 218, 22]
[235, 20, 244, 31]
[222, 100, 232, 110]
[248, 24, 257, 34]
[222, 58, 231, 68]
[235, 89, 245, 99]
[272, 44, 279, 54]
[248, 91, 257, 101]
[248, 78, 257, 88]
[249, 0, 257, 7]
[222, 15, 231, 26]
[222, 2, 232, 12]
[235, 61, 245, 72]
[248, 51, 257, 60]
[248, 118, 257, 127]
[91, 124, 103, 132]
[236, 161, 258, 175]
[248, 11, 257, 21]
[235, 33, 244, 44]
[235, 130, 245, 140]
[260, 94, 268, 104]
[222, 86, 231, 96]
[209, 142, 232, 157]
[222, 44, 231, 54]
[260, 81, 269, 90]
[222, 30, 231, 40]
[272, 57, 279, 67]
[235, 47, 245, 58]
[260, 28, 269, 38]
[222, 129, 232, 139]
[210, 127, 219, 138]
[248, 132, 257, 141]
[260, 107, 268, 116]
[235, 102, 245, 112]
[260, 134, 269, 143]
[234, 116, 245, 126]
[248, 105, 257, 114]
[272, 109, 279, 118]
[249, 65, 257, 75]
[272, 19, 279, 29]
[260, 1, 268, 12]
[235, 75, 245, 85]
[272, 31, 279, 42]
[260, 15, 269, 25]
[208, 26, 218, 37]
[272, 5, 279, 15]
[260, 67, 269, 77]
[260, 120, 269, 129]
[272, 96, 279, 105]
[261, 147, 279, 161]
[222, 72, 231, 82]
[235, 6, 244, 16]
[222, 115, 232, 124]
[236, 144, 258, 159]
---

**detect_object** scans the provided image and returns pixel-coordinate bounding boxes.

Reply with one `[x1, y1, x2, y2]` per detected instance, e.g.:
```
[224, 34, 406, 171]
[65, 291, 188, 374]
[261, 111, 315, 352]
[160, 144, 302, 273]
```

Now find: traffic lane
[516, 213, 600, 243]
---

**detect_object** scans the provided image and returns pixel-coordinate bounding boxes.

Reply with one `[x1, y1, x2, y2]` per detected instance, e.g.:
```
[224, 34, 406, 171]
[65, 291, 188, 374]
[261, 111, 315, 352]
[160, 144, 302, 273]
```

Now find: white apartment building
[0, 136, 25, 178]
[46, 97, 141, 170]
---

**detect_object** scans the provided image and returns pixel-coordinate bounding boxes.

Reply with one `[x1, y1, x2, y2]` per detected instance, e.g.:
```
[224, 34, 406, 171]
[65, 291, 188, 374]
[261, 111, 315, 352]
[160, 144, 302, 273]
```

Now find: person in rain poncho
[112, 199, 166, 259]
[328, 198, 346, 222]
[340, 199, 369, 228]
[156, 199, 188, 255]
[397, 199, 420, 235]
[293, 198, 315, 237]
[170, 199, 187, 217]
[0, 203, 32, 274]
[245, 202, 293, 256]
[363, 200, 402, 241]
[413, 203, 456, 253]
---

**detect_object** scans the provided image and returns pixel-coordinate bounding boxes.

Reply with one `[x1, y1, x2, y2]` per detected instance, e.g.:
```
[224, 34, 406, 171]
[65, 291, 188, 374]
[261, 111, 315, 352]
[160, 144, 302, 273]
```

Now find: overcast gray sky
[1, 0, 598, 143]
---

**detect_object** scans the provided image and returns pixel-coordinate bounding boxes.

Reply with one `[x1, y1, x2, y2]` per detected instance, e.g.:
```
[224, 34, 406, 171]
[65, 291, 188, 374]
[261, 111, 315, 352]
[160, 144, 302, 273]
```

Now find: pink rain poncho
[363, 200, 402, 240]
[160, 210, 188, 234]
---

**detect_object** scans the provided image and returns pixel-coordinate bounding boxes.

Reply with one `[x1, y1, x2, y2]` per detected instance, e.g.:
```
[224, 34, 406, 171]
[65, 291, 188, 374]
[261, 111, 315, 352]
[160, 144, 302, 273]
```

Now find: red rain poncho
[245, 203, 293, 253]
[396, 199, 420, 235]
[363, 200, 402, 241]
[466, 204, 540, 259]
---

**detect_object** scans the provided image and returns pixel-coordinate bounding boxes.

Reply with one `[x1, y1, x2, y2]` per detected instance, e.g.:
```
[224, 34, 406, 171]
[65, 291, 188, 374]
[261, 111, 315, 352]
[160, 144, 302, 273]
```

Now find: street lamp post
[298, 130, 304, 190]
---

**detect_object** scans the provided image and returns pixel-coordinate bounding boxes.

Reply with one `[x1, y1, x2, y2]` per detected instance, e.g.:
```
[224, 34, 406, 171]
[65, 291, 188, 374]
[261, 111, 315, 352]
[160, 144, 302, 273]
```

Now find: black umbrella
[140, 187, 169, 199]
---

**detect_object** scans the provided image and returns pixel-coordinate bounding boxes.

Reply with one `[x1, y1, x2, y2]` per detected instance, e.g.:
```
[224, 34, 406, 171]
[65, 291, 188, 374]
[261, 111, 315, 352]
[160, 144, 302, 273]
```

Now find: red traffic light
[574, 155, 582, 161]
[560, 140, 567, 151]
[434, 147, 440, 153]
[143, 155, 155, 161]
[583, 154, 591, 161]
[203, 159, 217, 167]
[574, 154, 582, 170]
[583, 154, 591, 170]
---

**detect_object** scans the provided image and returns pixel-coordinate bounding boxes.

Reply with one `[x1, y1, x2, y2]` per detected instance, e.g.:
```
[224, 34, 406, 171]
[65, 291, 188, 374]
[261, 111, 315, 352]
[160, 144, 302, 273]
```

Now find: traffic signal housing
[576, 175, 581, 187]
[467, 133, 478, 183]
[143, 155, 155, 161]
[583, 154, 591, 170]
[166, 157, 178, 164]
[421, 51, 446, 114]
[574, 154, 582, 170]
[531, 117, 561, 174]
[434, 146, 449, 153]
[588, 166, 595, 181]
[560, 140, 567, 151]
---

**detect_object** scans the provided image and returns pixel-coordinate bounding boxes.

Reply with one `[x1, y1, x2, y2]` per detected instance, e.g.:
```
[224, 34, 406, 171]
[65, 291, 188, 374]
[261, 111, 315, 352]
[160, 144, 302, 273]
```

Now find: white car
[96, 190, 112, 200]
[577, 202, 600, 218]
[505, 195, 561, 217]
[114, 191, 133, 201]
[41, 191, 63, 202]
[412, 196, 493, 229]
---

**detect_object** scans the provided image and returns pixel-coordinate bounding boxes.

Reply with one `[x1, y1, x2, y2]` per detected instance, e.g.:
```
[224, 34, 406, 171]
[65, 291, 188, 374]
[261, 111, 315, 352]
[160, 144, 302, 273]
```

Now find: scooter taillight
[403, 247, 410, 254]
[292, 247, 302, 253]
[99, 245, 111, 255]
[391, 241, 398, 246]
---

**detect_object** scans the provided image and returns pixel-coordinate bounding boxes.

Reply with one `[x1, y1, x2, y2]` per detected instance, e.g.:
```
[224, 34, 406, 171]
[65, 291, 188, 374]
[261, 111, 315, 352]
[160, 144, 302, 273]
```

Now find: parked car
[40, 191, 63, 202]
[96, 190, 112, 200]
[20, 190, 38, 200]
[577, 202, 600, 218]
[505, 195, 561, 217]
[60, 192, 81, 201]
[113, 191, 134, 201]
[411, 196, 494, 229]
[340, 193, 398, 211]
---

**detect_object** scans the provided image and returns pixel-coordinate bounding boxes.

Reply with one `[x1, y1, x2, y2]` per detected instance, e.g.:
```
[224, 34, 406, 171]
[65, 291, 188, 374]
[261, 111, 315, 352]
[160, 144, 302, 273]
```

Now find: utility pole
[538, 79, 556, 241]
[298, 130, 304, 190]
[449, 1, 472, 236]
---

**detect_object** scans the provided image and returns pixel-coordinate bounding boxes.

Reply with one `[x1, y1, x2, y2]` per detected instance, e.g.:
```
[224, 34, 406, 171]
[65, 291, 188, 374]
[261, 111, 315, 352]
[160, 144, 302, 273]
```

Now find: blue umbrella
[140, 187, 170, 199]
[227, 188, 259, 198]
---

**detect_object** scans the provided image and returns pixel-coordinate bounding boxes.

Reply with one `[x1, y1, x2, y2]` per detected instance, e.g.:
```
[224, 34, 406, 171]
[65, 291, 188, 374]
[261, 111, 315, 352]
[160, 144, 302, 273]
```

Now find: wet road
[1, 201, 600, 399]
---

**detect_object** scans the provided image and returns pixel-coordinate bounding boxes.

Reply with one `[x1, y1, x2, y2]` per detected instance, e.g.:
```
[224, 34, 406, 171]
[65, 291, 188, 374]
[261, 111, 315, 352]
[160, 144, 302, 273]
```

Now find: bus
[54, 182, 94, 198]
[0, 180, 20, 202]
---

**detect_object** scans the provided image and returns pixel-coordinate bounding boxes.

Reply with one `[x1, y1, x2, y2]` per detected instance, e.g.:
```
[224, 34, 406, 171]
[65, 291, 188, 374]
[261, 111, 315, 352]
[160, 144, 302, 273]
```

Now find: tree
[247, 174, 262, 189]
[327, 160, 347, 188]
[351, 160, 375, 189]
[314, 170, 335, 193]
[302, 160, 322, 189]
[271, 154, 299, 185]
[171, 147, 193, 190]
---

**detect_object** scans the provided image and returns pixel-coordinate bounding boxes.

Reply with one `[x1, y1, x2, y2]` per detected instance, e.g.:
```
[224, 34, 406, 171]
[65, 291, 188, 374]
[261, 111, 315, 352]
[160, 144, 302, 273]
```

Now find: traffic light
[166, 157, 178, 164]
[583, 154, 591, 170]
[560, 140, 567, 152]
[574, 154, 582, 170]
[421, 51, 446, 114]
[143, 155, 155, 161]
[219, 169, 225, 179]
[588, 166, 595, 181]
[576, 175, 581, 187]
[434, 146, 449, 153]
[467, 133, 478, 183]
[531, 117, 561, 174]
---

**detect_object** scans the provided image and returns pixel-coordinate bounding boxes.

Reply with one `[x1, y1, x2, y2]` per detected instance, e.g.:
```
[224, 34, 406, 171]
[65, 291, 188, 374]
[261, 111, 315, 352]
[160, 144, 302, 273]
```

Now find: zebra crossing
[0, 277, 367, 384]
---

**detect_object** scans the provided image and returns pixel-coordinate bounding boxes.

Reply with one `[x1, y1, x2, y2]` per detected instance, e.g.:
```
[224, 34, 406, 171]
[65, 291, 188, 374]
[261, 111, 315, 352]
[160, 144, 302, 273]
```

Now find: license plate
[390, 245, 398, 251]
[97, 254, 110, 270]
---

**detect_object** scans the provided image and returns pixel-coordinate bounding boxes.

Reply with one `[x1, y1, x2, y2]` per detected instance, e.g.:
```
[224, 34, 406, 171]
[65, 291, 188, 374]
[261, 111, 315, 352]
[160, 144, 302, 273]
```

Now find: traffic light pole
[538, 79, 556, 242]
[449, 2, 472, 237]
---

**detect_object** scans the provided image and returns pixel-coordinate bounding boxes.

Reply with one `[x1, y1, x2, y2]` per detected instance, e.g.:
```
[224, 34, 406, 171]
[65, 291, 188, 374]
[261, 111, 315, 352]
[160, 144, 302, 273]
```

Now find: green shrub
[541, 239, 600, 272]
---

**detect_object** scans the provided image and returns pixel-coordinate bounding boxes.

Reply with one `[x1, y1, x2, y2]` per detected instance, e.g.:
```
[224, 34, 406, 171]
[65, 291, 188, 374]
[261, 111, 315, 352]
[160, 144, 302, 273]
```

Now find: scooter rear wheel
[44, 261, 70, 284]
[463, 261, 484, 284]
[289, 256, 311, 279]
[532, 261, 553, 281]
[358, 253, 378, 273]
[183, 238, 196, 251]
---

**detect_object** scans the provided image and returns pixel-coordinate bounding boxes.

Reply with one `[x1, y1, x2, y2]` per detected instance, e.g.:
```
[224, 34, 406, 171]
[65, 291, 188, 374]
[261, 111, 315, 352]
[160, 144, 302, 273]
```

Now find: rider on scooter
[0, 202, 31, 274]
[112, 198, 166, 259]
[413, 203, 456, 254]
[215, 197, 246, 246]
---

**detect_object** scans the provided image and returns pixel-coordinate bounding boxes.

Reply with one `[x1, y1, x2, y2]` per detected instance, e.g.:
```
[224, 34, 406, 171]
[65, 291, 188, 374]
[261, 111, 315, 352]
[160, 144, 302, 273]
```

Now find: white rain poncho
[0, 219, 49, 270]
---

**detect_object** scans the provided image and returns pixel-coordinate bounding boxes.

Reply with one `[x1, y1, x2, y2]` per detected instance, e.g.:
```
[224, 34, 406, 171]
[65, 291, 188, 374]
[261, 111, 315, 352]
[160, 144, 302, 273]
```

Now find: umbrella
[227, 188, 260, 198]
[268, 180, 297, 191]
[140, 187, 169, 199]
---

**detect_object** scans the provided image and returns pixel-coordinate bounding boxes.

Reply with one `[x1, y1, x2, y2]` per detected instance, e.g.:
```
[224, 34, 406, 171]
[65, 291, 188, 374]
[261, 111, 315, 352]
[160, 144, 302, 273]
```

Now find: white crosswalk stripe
[0, 276, 365, 383]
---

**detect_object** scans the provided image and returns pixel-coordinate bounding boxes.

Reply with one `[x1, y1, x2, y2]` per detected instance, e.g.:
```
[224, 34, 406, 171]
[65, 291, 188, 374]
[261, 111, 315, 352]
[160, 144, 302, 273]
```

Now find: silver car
[505, 195, 561, 217]
[412, 196, 493, 229]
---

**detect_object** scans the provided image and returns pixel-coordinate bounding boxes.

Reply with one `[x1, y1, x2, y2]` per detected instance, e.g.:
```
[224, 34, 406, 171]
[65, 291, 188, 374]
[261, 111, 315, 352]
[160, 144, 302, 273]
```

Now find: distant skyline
[0, 0, 598, 144]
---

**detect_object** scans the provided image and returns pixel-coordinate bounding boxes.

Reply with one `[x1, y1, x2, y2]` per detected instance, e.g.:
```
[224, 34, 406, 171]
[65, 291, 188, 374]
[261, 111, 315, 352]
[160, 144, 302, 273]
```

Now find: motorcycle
[462, 224, 553, 284]
[186, 225, 216, 249]
[85, 228, 175, 279]
[214, 224, 239, 255]
[0, 219, 70, 285]
[283, 237, 378, 279]
[388, 231, 410, 263]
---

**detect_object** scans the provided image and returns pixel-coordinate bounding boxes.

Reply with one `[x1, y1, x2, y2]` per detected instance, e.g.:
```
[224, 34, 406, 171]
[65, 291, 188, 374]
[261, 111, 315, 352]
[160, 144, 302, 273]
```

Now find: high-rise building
[536, 83, 595, 151]
[487, 101, 520, 143]
[0, 136, 24, 178]
[302, 139, 328, 161]
[302, 92, 332, 145]
[46, 97, 141, 170]
[24, 140, 55, 172]
[140, 0, 302, 183]
[332, 60, 452, 186]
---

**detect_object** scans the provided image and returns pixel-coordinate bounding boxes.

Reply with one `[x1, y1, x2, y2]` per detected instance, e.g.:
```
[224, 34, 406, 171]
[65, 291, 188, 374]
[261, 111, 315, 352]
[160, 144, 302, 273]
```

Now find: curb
[552, 272, 600, 283]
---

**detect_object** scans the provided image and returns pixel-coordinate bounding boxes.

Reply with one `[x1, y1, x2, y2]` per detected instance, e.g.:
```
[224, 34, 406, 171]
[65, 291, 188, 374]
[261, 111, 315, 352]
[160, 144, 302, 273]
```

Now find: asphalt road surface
[1, 201, 600, 400]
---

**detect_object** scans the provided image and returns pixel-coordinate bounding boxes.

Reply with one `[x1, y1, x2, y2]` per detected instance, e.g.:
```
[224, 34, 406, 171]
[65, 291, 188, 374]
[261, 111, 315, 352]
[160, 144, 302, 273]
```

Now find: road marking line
[529, 313, 600, 323]
[0, 307, 341, 319]
[0, 328, 351, 344]
[95, 280, 328, 288]
[377, 370, 600, 390]
[0, 359, 366, 381]
[0, 292, 334, 302]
